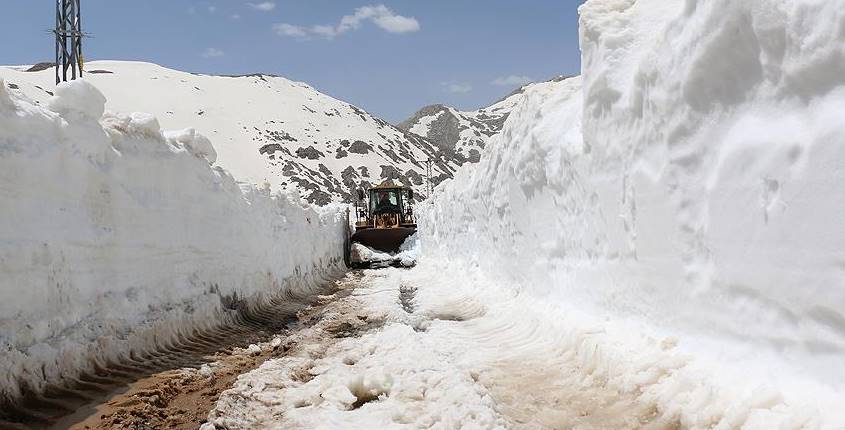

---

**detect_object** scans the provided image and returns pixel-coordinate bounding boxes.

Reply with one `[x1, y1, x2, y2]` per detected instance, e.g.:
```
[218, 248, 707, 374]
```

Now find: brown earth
[57, 275, 372, 430]
[58, 309, 324, 429]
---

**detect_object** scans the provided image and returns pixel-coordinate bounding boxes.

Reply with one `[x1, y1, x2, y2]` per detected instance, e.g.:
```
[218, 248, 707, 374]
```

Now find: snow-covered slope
[0, 78, 344, 404]
[397, 79, 566, 164]
[420, 0, 845, 427]
[0, 61, 456, 204]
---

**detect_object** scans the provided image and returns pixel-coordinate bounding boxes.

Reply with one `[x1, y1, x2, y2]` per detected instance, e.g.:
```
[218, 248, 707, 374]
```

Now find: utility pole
[424, 158, 435, 198]
[54, 0, 84, 85]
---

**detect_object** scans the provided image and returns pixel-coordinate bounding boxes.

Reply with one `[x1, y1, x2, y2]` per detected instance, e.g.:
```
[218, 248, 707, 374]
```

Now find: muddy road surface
[3, 269, 679, 430]
[0, 280, 352, 430]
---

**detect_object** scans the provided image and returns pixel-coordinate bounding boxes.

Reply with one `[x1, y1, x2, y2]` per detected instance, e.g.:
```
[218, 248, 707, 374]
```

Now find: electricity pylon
[54, 0, 84, 84]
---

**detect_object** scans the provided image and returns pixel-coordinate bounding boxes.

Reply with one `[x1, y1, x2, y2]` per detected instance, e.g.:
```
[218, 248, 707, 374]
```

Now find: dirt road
[60, 282, 366, 430]
[0, 279, 348, 430]
[4, 269, 678, 429]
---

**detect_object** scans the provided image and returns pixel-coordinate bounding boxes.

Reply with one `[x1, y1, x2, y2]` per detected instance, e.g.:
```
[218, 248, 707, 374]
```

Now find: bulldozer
[344, 183, 416, 267]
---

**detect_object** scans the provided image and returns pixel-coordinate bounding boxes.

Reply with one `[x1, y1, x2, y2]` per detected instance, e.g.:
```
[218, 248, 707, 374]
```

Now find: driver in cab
[375, 191, 398, 213]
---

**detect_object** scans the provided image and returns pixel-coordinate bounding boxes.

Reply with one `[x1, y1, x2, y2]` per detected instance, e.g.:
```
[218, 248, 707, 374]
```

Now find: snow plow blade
[350, 227, 416, 253]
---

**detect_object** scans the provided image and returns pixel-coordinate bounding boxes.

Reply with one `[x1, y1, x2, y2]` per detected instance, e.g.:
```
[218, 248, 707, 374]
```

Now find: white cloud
[248, 2, 276, 12]
[310, 25, 337, 39]
[274, 4, 419, 40]
[445, 83, 473, 94]
[202, 48, 225, 58]
[370, 11, 420, 33]
[273, 23, 308, 38]
[491, 75, 533, 87]
[231, 14, 241, 20]
[208, 6, 217, 14]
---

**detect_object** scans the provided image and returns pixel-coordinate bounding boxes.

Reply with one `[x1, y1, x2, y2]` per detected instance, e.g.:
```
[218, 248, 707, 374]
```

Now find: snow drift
[420, 0, 845, 427]
[0, 78, 345, 404]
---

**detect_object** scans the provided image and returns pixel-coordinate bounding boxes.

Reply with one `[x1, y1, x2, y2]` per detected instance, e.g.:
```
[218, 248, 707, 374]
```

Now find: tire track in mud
[0, 279, 347, 430]
[202, 272, 390, 428]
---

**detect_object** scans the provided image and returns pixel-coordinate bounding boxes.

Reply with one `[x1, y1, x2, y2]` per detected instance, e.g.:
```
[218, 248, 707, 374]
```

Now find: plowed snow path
[203, 268, 679, 430]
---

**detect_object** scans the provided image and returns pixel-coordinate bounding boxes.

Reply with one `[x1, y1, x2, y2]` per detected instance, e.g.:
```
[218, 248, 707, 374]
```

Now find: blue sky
[1, 1, 586, 122]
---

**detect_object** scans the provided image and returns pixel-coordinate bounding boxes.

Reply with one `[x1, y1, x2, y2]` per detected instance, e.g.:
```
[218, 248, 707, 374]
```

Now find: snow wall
[420, 0, 845, 427]
[0, 79, 345, 403]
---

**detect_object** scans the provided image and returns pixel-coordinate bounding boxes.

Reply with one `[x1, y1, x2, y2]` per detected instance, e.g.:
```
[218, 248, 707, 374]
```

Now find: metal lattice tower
[425, 158, 434, 198]
[54, 0, 83, 84]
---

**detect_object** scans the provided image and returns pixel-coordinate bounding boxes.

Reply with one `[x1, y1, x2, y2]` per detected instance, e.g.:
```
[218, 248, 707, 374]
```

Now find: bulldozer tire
[343, 234, 352, 268]
[343, 210, 353, 268]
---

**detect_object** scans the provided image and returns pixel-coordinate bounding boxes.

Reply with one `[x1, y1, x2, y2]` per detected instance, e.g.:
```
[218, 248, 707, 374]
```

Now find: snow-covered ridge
[397, 79, 565, 164]
[0, 61, 456, 205]
[420, 0, 845, 427]
[0, 78, 344, 403]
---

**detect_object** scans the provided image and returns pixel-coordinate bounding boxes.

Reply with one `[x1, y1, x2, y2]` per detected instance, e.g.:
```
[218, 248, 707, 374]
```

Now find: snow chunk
[165, 127, 218, 164]
[47, 79, 106, 120]
[347, 372, 393, 403]
[128, 112, 162, 136]
[350, 243, 394, 266]
[269, 337, 283, 349]
[102, 111, 166, 142]
[396, 233, 419, 267]
[350, 234, 418, 267]
[320, 385, 358, 408]
[199, 364, 216, 379]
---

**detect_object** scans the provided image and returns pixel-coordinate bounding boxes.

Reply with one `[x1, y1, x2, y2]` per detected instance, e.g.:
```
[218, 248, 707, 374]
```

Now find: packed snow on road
[1, 0, 844, 429]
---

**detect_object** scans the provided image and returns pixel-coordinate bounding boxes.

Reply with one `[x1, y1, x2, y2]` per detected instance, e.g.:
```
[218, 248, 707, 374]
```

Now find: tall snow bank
[0, 79, 345, 403]
[420, 0, 845, 427]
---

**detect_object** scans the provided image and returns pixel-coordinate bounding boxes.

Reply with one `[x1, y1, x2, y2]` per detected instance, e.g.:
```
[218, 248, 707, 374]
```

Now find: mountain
[397, 77, 568, 165]
[0, 61, 456, 205]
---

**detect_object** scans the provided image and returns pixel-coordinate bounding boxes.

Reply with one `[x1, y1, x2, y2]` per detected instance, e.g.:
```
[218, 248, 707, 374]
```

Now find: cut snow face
[0, 78, 345, 408]
[0, 61, 457, 205]
[417, 0, 845, 427]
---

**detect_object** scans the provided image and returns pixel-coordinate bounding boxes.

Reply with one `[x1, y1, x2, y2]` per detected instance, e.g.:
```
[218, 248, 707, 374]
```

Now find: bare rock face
[307, 190, 333, 206]
[406, 169, 424, 186]
[341, 166, 359, 186]
[252, 107, 456, 205]
[380, 165, 402, 181]
[398, 105, 460, 156]
[259, 144, 284, 156]
[348, 140, 373, 154]
[467, 149, 481, 163]
[25, 63, 56, 72]
[295, 146, 325, 160]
